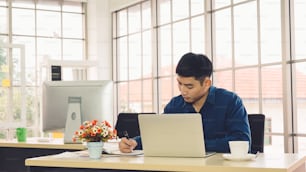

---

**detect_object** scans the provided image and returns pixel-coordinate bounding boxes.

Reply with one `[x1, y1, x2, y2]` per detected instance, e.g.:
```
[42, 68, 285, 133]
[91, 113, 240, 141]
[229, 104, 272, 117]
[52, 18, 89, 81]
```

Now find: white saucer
[222, 153, 256, 161]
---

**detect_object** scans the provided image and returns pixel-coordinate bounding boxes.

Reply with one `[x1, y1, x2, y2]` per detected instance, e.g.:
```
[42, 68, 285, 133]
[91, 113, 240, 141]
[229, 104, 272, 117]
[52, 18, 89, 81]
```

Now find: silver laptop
[138, 113, 216, 158]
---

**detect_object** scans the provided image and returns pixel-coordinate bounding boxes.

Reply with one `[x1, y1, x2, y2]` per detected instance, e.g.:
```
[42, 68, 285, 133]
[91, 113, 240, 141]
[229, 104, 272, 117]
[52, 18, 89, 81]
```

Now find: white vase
[87, 142, 104, 159]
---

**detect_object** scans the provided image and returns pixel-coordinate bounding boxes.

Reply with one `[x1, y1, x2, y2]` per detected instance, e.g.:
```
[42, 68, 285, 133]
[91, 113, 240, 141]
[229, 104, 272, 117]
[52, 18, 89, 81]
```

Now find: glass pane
[142, 31, 152, 78]
[159, 77, 173, 112]
[12, 36, 36, 85]
[0, 47, 8, 82]
[37, 10, 61, 37]
[142, 1, 151, 29]
[158, 0, 171, 25]
[12, 8, 35, 35]
[36, 0, 60, 11]
[173, 20, 189, 67]
[293, 0, 306, 60]
[25, 68, 36, 86]
[214, 70, 233, 91]
[112, 13, 117, 37]
[235, 68, 259, 113]
[262, 65, 283, 133]
[191, 16, 205, 54]
[297, 137, 306, 154]
[265, 135, 284, 154]
[213, 0, 230, 9]
[234, 2, 258, 66]
[117, 10, 127, 36]
[37, 37, 61, 60]
[13, 36, 35, 68]
[118, 37, 128, 81]
[12, 87, 22, 121]
[191, 0, 204, 16]
[118, 82, 128, 112]
[12, 49, 22, 86]
[12, 0, 34, 8]
[63, 1, 83, 13]
[233, 0, 248, 3]
[129, 80, 141, 112]
[128, 5, 141, 34]
[0, 36, 8, 43]
[215, 8, 232, 69]
[172, 77, 180, 97]
[128, 34, 141, 80]
[143, 79, 153, 112]
[159, 25, 172, 77]
[295, 63, 306, 133]
[63, 39, 83, 60]
[0, 7, 7, 33]
[63, 13, 83, 38]
[0, 88, 8, 121]
[0, 128, 8, 139]
[172, 0, 189, 21]
[260, 0, 281, 64]
[0, 0, 6, 6]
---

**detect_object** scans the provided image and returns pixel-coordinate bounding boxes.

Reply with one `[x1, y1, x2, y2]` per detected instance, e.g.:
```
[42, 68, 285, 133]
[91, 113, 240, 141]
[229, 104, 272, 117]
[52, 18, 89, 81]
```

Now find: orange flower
[72, 119, 116, 142]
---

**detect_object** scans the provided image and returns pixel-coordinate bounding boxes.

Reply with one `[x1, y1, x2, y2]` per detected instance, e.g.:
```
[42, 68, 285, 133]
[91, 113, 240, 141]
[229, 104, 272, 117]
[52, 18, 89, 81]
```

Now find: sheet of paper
[50, 151, 84, 159]
[105, 150, 144, 156]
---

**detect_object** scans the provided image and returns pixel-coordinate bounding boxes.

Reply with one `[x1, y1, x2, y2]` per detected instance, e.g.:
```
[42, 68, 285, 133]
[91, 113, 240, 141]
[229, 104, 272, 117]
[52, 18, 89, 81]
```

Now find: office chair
[248, 114, 265, 154]
[115, 112, 155, 138]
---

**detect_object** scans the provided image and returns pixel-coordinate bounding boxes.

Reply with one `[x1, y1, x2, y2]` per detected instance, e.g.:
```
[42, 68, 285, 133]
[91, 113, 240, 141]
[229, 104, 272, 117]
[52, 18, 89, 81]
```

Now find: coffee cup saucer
[222, 153, 256, 161]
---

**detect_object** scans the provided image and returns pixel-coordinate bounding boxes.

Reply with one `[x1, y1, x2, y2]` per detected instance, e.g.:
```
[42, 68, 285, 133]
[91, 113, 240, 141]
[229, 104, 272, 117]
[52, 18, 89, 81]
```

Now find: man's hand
[119, 137, 137, 153]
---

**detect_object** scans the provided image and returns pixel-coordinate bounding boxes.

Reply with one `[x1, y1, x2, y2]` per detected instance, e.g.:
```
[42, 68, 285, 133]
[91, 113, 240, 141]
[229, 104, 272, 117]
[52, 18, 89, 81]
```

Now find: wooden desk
[25, 151, 306, 172]
[0, 138, 85, 172]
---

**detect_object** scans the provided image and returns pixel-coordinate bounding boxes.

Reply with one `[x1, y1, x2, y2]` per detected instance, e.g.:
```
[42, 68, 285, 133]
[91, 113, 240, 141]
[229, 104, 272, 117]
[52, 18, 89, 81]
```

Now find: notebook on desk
[138, 113, 216, 158]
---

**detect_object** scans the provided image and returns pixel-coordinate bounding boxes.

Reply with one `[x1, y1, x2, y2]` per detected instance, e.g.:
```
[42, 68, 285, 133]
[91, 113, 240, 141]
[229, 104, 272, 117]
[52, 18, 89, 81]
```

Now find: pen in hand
[122, 130, 135, 152]
[123, 130, 129, 139]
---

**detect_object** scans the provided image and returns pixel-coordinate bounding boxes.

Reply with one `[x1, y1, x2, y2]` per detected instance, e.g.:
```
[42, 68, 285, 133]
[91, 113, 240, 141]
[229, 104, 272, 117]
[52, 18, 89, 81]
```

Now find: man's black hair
[176, 52, 212, 79]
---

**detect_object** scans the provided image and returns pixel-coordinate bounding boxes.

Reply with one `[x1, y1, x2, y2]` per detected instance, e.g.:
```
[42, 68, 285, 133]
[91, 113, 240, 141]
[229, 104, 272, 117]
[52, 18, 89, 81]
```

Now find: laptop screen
[138, 113, 214, 158]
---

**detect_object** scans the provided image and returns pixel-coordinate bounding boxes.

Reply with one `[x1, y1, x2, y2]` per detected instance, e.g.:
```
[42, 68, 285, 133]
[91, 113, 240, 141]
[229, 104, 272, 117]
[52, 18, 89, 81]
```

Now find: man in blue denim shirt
[119, 52, 251, 153]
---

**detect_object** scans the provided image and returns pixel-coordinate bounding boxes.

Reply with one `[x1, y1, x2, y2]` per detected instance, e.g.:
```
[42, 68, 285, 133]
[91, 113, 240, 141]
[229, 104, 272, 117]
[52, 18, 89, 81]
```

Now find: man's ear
[204, 78, 212, 87]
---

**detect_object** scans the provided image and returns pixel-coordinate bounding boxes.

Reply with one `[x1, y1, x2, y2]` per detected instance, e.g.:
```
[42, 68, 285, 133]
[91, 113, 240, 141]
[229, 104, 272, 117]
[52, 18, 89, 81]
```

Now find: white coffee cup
[229, 141, 249, 158]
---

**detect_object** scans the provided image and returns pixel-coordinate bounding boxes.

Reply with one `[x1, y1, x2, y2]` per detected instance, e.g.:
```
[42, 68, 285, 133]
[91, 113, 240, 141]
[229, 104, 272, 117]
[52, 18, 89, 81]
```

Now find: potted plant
[73, 119, 117, 159]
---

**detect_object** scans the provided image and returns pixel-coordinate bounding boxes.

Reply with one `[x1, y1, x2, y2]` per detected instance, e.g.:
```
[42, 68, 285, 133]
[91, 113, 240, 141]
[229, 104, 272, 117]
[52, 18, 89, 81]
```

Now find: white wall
[87, 0, 112, 80]
[86, 0, 141, 80]
[109, 0, 142, 12]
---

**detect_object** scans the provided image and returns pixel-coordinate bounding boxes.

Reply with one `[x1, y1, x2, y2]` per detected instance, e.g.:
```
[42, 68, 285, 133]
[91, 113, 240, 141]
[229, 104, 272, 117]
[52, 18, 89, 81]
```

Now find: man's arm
[206, 97, 251, 153]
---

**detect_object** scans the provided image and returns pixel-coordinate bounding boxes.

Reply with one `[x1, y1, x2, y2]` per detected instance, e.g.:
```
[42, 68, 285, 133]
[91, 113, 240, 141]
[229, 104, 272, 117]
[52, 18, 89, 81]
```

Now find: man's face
[176, 76, 210, 104]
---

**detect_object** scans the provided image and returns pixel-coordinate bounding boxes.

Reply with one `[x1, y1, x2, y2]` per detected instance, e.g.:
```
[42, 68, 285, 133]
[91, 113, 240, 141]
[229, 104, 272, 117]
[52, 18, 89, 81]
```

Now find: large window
[113, 0, 306, 153]
[113, 1, 154, 113]
[0, 0, 86, 139]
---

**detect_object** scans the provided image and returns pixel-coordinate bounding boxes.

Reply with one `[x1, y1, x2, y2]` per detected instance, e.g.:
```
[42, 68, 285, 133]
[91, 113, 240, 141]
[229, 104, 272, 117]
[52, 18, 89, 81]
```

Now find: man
[119, 52, 251, 153]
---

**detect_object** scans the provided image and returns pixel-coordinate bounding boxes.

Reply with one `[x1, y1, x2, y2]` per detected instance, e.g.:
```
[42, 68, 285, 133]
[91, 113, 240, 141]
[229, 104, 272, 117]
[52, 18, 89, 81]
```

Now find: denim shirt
[134, 86, 251, 153]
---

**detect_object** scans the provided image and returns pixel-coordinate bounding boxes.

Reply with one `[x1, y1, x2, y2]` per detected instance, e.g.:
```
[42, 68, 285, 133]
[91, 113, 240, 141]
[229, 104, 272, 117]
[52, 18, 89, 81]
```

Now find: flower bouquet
[73, 119, 117, 143]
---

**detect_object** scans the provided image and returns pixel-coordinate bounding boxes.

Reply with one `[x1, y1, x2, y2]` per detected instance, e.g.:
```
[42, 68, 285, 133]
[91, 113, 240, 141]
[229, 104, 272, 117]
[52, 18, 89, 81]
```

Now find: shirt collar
[206, 86, 216, 105]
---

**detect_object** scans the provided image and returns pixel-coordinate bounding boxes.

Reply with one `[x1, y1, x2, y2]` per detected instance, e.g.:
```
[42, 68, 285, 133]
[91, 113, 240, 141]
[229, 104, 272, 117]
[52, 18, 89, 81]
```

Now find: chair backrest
[115, 112, 155, 138]
[248, 114, 265, 154]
